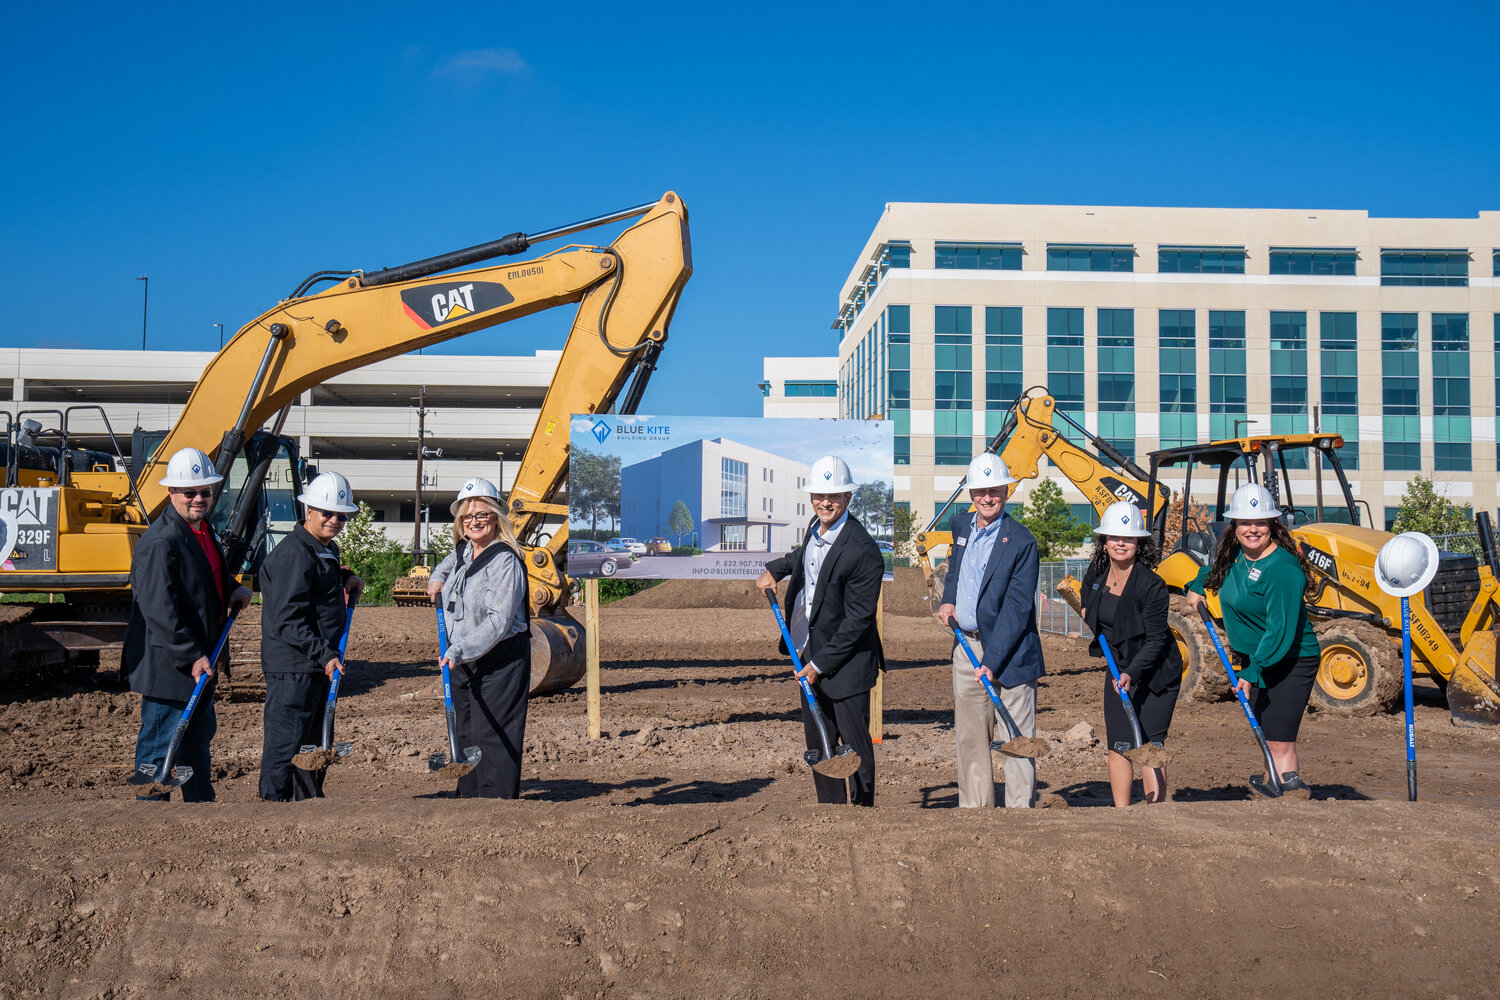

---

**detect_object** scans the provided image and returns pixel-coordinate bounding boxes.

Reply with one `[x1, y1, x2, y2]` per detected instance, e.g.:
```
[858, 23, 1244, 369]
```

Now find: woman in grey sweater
[430, 478, 531, 798]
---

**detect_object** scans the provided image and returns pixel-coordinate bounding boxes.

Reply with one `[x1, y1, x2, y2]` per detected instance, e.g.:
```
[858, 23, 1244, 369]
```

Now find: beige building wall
[833, 204, 1500, 527]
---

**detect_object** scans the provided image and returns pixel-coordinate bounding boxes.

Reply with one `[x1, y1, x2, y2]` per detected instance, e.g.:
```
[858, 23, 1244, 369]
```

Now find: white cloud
[432, 48, 528, 84]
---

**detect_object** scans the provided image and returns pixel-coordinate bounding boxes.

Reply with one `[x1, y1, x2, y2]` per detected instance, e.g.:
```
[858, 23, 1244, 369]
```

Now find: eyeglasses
[311, 509, 349, 522]
[460, 512, 496, 524]
[173, 488, 214, 499]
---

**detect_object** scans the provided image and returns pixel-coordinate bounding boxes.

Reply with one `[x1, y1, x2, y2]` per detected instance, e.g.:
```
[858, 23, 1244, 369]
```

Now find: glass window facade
[1319, 312, 1359, 470]
[1380, 250, 1469, 287]
[1269, 311, 1309, 468]
[886, 305, 909, 466]
[785, 380, 837, 397]
[1382, 313, 1421, 471]
[1158, 247, 1246, 274]
[1269, 248, 1358, 276]
[1208, 310, 1247, 438]
[935, 436, 971, 466]
[1046, 246, 1134, 272]
[935, 242, 1022, 270]
[1097, 309, 1134, 412]
[1158, 309, 1196, 447]
[1432, 313, 1471, 471]
[934, 306, 973, 410]
[1047, 307, 1085, 414]
[720, 458, 748, 519]
[985, 306, 1023, 411]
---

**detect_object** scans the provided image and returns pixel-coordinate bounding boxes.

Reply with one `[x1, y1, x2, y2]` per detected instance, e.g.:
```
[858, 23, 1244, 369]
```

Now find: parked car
[568, 540, 633, 577]
[617, 537, 648, 556]
[877, 541, 894, 553]
[646, 537, 673, 555]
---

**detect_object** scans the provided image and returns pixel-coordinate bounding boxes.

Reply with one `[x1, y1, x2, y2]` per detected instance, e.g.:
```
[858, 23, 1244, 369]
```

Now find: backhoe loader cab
[1145, 433, 1500, 727]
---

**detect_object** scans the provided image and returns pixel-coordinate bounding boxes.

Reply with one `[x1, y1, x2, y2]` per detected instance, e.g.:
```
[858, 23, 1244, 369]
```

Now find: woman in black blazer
[1082, 501, 1182, 807]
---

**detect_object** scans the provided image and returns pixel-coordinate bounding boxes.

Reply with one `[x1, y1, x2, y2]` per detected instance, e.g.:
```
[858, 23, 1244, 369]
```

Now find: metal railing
[1036, 559, 1092, 637]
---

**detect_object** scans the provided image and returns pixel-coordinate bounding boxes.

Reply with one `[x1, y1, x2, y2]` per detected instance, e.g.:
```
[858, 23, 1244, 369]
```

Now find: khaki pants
[952, 639, 1037, 808]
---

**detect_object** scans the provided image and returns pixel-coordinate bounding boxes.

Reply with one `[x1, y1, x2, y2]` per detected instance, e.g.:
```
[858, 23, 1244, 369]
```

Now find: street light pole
[1233, 418, 1258, 487]
[137, 276, 148, 350]
[213, 323, 224, 349]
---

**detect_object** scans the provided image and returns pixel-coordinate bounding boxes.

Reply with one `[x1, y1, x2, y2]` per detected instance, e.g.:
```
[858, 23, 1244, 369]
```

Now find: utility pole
[213, 323, 224, 349]
[137, 276, 149, 350]
[413, 385, 426, 560]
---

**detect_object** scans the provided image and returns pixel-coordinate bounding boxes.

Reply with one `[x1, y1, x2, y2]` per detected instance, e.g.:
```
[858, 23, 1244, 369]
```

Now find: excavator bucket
[1056, 576, 1084, 617]
[530, 615, 585, 694]
[1446, 631, 1500, 727]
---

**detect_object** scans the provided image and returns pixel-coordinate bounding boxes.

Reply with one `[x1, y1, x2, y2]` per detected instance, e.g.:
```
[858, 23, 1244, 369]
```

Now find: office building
[760, 357, 839, 418]
[830, 204, 1500, 529]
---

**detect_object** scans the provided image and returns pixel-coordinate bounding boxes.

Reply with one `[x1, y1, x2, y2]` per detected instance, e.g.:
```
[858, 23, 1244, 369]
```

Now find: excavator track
[222, 603, 266, 701]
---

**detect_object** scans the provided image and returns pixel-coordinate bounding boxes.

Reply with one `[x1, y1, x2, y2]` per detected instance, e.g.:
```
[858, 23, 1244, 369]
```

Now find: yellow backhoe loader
[916, 388, 1500, 727]
[0, 192, 692, 697]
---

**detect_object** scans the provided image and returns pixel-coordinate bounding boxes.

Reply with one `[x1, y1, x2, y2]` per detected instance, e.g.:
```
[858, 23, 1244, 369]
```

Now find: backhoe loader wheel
[1311, 620, 1402, 716]
[1167, 606, 1229, 704]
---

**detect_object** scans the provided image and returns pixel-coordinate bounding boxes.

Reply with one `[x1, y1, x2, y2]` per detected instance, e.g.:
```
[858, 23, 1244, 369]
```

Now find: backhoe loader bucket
[530, 615, 585, 694]
[1446, 631, 1500, 727]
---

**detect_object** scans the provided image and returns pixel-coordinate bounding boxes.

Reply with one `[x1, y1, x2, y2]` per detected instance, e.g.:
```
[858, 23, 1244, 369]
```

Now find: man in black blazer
[937, 453, 1045, 808]
[756, 455, 885, 806]
[123, 447, 251, 802]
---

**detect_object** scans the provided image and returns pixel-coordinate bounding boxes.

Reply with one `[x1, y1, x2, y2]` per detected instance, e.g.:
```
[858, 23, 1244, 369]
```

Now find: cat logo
[400, 280, 515, 330]
[1099, 476, 1145, 505]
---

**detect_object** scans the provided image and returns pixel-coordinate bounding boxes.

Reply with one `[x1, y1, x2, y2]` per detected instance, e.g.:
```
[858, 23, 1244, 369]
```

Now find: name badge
[1247, 567, 1262, 582]
[956, 537, 967, 546]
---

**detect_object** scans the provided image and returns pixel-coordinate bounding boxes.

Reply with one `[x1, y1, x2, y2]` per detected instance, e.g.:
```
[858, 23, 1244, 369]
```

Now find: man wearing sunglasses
[123, 447, 252, 802]
[257, 471, 364, 801]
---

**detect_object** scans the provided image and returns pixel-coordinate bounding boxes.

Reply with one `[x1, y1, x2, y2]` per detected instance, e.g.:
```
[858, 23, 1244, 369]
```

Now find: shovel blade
[428, 752, 451, 772]
[298, 744, 318, 754]
[463, 746, 483, 765]
[333, 742, 353, 757]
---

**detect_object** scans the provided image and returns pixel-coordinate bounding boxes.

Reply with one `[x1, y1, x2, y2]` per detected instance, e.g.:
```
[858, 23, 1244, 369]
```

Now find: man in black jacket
[123, 447, 252, 803]
[258, 472, 364, 801]
[755, 455, 885, 806]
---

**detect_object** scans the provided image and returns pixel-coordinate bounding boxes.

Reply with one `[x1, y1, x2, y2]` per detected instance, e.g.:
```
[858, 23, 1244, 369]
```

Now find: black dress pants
[260, 671, 329, 801]
[800, 685, 876, 806]
[453, 631, 530, 799]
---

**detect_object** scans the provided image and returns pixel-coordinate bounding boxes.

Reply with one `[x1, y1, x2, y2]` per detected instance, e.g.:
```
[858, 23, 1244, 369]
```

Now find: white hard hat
[1224, 483, 1277, 521]
[1375, 531, 1441, 598]
[1095, 500, 1151, 537]
[158, 447, 223, 488]
[807, 455, 856, 494]
[450, 477, 502, 516]
[966, 452, 1017, 490]
[297, 471, 358, 514]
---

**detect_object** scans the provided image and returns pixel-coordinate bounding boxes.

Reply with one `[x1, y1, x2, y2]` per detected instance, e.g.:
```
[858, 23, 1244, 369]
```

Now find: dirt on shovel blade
[291, 748, 341, 771]
[431, 761, 476, 779]
[998, 736, 1051, 759]
[811, 750, 862, 779]
[1123, 744, 1173, 769]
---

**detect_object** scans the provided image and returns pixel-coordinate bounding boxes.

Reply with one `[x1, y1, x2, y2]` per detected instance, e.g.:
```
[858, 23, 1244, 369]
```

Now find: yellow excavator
[916, 388, 1500, 727]
[0, 192, 692, 695]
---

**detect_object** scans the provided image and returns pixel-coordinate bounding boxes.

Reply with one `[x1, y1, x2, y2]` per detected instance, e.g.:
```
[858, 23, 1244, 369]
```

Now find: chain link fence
[1036, 559, 1092, 638]
[1430, 532, 1483, 558]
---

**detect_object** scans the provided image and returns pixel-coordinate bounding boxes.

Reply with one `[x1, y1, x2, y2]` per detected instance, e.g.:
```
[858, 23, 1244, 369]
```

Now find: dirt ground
[2, 585, 1499, 999]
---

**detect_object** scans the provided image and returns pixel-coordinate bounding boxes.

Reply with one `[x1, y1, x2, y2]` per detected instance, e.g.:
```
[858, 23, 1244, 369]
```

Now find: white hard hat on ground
[158, 447, 223, 488]
[966, 453, 1017, 490]
[1095, 500, 1151, 538]
[807, 455, 856, 494]
[1224, 483, 1277, 521]
[1375, 531, 1441, 598]
[297, 471, 358, 514]
[450, 477, 502, 516]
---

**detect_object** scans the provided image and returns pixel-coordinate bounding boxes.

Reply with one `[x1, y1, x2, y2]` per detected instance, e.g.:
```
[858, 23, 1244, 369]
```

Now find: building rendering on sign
[760, 357, 839, 418]
[0, 347, 562, 541]
[620, 437, 812, 552]
[827, 203, 1500, 529]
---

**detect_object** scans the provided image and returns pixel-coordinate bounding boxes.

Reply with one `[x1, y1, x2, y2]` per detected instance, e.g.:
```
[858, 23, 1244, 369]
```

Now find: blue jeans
[135, 694, 218, 802]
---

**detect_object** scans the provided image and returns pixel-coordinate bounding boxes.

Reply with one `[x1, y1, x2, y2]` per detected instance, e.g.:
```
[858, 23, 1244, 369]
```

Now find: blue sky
[3, 3, 1496, 417]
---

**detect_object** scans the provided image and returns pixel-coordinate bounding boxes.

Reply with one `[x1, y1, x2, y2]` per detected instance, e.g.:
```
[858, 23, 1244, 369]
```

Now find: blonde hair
[452, 496, 522, 558]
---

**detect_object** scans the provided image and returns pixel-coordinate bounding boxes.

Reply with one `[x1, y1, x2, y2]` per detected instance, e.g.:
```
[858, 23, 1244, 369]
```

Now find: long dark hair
[1086, 532, 1160, 580]
[1204, 517, 1313, 592]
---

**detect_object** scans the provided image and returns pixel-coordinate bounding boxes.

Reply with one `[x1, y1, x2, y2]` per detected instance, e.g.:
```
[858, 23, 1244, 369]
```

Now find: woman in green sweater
[1185, 483, 1322, 796]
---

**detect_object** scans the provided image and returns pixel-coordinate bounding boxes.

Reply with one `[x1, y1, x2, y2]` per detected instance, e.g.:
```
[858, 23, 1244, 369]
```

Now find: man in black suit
[123, 447, 251, 802]
[756, 455, 884, 806]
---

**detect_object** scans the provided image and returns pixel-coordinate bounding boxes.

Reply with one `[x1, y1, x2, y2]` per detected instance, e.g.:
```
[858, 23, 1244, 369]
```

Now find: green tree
[892, 503, 917, 565]
[1391, 475, 1478, 554]
[848, 481, 894, 539]
[667, 500, 694, 546]
[569, 448, 622, 535]
[1011, 479, 1093, 560]
[336, 501, 409, 603]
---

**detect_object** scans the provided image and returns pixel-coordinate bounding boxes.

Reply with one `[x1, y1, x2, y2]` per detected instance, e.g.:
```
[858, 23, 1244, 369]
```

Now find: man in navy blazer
[937, 453, 1045, 808]
[757, 455, 884, 806]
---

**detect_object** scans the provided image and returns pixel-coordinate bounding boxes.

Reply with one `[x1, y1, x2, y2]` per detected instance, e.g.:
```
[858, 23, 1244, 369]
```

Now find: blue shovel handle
[1400, 596, 1417, 802]
[1097, 634, 1147, 750]
[436, 605, 463, 763]
[764, 590, 837, 762]
[1194, 602, 1282, 796]
[320, 591, 359, 750]
[952, 627, 1024, 742]
[134, 612, 237, 787]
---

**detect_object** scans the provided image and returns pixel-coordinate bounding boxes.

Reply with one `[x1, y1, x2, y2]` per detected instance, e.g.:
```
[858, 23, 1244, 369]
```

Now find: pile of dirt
[883, 566, 935, 617]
